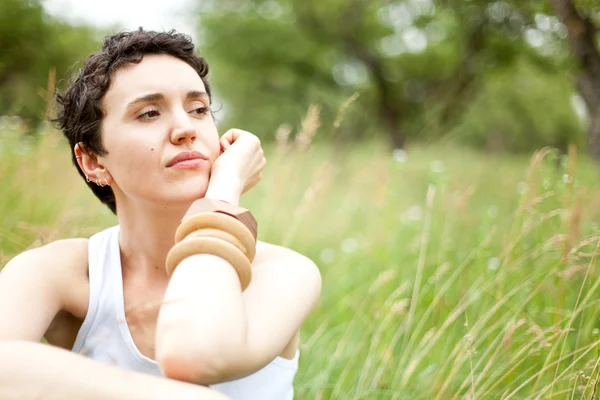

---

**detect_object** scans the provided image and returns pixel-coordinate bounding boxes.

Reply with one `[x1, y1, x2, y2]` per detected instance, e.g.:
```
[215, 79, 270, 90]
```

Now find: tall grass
[2, 117, 600, 398]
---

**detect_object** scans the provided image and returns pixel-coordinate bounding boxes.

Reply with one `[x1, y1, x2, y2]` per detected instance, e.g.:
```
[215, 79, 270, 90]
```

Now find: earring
[96, 178, 100, 186]
[86, 176, 90, 183]
[75, 156, 82, 160]
[102, 178, 110, 187]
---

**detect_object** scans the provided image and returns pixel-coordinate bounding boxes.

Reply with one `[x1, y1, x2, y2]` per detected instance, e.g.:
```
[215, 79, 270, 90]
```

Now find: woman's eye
[138, 109, 159, 120]
[190, 107, 209, 116]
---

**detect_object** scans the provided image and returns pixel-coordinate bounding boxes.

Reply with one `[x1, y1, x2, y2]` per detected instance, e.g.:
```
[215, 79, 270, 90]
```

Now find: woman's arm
[156, 239, 322, 385]
[0, 340, 228, 400]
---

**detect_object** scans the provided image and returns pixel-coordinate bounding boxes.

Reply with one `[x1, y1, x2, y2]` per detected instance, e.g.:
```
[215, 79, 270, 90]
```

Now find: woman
[0, 29, 321, 400]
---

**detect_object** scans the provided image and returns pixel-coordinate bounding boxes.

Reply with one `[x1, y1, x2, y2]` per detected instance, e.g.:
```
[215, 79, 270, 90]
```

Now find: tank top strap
[72, 225, 119, 353]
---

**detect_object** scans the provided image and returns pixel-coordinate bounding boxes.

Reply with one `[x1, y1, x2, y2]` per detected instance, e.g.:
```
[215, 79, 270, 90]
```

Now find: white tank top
[72, 225, 298, 400]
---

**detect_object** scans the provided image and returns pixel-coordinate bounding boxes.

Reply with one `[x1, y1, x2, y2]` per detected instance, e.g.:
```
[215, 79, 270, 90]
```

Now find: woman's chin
[174, 177, 209, 197]
[178, 186, 209, 203]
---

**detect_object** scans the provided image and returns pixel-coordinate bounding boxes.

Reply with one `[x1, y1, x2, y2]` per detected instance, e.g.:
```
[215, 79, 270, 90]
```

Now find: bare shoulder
[255, 240, 316, 264]
[7, 238, 89, 274]
[4, 239, 89, 312]
[254, 240, 321, 282]
[0, 238, 90, 341]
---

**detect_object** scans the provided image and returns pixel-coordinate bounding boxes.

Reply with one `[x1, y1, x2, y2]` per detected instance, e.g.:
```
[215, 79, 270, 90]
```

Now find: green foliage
[0, 0, 99, 125]
[451, 60, 585, 152]
[198, 1, 348, 140]
[196, 0, 586, 152]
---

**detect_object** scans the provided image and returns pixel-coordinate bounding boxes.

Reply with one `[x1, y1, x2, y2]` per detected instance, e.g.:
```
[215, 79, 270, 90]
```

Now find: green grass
[3, 127, 600, 399]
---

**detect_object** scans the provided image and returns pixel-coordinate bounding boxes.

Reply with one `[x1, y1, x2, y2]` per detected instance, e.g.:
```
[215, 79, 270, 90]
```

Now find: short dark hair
[53, 28, 212, 214]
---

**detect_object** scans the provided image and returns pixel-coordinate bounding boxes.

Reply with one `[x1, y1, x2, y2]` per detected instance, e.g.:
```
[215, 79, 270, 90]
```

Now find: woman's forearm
[156, 187, 271, 384]
[0, 341, 228, 400]
[156, 254, 250, 385]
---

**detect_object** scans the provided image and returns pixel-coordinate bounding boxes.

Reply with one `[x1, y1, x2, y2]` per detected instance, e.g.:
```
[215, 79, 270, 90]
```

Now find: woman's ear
[74, 142, 114, 186]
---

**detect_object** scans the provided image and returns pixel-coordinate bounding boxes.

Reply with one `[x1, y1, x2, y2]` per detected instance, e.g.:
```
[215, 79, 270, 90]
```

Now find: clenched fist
[202, 129, 266, 207]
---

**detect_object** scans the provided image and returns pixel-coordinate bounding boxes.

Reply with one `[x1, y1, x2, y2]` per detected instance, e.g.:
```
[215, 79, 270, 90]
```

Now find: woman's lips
[169, 158, 207, 168]
[167, 151, 209, 168]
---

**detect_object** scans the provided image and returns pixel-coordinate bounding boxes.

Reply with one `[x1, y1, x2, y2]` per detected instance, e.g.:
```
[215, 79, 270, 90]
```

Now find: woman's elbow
[155, 326, 247, 385]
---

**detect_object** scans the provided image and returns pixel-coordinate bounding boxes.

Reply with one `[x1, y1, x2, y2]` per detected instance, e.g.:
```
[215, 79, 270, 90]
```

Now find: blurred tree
[196, 0, 585, 152]
[0, 0, 99, 127]
[549, 0, 600, 164]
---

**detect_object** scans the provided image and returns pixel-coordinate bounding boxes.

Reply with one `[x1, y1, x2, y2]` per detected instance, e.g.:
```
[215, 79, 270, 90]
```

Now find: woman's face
[98, 54, 220, 208]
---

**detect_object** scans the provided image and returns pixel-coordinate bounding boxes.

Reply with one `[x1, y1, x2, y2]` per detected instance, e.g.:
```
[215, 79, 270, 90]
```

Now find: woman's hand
[203, 129, 266, 206]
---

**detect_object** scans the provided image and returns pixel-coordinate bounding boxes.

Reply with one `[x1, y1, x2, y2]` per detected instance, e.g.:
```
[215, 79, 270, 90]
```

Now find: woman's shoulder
[14, 239, 89, 294]
[255, 240, 317, 266]
[19, 238, 89, 282]
[8, 238, 88, 269]
[256, 240, 294, 257]
[3, 238, 90, 319]
[16, 238, 89, 268]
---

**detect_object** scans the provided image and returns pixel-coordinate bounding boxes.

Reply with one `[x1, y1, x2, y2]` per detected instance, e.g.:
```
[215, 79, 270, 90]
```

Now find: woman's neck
[115, 198, 189, 283]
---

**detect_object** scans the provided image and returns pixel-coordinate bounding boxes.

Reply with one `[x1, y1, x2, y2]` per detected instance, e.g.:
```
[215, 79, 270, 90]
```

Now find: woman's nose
[170, 112, 197, 144]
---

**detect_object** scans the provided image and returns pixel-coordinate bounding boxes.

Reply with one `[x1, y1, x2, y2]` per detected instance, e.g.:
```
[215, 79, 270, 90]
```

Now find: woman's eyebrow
[186, 90, 209, 102]
[125, 93, 164, 112]
[124, 91, 209, 114]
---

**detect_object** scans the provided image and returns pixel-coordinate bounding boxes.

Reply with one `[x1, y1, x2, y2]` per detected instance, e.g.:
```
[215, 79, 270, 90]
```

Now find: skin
[0, 54, 321, 396]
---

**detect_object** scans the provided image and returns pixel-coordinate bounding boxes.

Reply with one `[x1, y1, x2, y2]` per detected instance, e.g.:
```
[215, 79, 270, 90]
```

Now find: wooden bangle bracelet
[183, 228, 246, 255]
[185, 198, 258, 241]
[165, 236, 252, 291]
[175, 212, 256, 262]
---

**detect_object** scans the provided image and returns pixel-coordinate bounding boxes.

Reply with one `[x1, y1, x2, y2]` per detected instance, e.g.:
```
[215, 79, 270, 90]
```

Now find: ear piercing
[96, 178, 110, 187]
[85, 176, 110, 187]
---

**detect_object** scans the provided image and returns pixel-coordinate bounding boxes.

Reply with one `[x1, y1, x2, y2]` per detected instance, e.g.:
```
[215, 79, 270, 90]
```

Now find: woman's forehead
[103, 54, 205, 110]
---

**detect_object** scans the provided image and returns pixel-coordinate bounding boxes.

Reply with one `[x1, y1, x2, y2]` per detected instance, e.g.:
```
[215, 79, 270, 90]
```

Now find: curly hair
[53, 28, 212, 214]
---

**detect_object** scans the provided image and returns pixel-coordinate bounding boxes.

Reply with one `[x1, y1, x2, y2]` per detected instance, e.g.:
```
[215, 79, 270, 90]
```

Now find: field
[2, 124, 600, 399]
